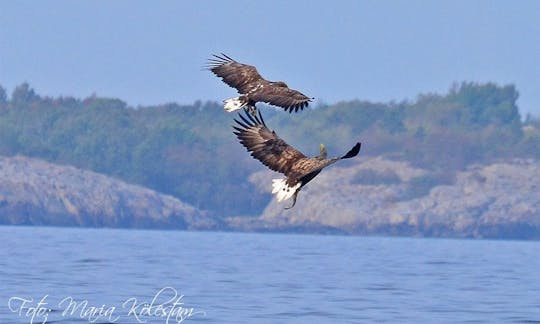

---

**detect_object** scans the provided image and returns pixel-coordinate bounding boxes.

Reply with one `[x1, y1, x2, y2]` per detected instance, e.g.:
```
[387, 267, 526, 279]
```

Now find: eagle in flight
[207, 53, 313, 114]
[233, 110, 361, 209]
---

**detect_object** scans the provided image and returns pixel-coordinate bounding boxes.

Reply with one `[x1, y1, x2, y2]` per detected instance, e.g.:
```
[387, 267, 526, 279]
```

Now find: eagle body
[233, 110, 361, 208]
[207, 54, 313, 113]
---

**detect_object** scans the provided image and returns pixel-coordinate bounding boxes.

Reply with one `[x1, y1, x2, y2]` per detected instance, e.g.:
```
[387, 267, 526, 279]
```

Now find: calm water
[1, 226, 539, 323]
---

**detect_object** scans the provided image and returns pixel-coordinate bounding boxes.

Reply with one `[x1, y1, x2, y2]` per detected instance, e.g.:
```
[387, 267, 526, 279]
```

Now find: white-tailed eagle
[233, 110, 361, 209]
[207, 53, 313, 114]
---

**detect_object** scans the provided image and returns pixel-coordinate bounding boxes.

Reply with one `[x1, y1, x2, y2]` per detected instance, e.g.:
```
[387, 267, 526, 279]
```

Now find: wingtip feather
[257, 109, 267, 127]
[238, 112, 254, 127]
[341, 142, 361, 159]
[234, 118, 250, 129]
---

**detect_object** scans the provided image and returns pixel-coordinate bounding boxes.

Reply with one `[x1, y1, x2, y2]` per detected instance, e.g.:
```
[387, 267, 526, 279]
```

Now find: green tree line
[0, 82, 538, 217]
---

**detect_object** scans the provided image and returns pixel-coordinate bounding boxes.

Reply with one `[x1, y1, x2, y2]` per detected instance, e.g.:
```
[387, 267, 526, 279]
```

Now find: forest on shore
[0, 82, 538, 219]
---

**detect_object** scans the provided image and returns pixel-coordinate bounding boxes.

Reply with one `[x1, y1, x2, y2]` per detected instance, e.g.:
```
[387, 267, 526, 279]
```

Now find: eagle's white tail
[223, 97, 246, 112]
[272, 179, 300, 202]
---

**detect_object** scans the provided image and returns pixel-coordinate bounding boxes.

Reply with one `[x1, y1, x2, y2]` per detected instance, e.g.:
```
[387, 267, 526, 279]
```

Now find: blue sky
[1, 1, 539, 116]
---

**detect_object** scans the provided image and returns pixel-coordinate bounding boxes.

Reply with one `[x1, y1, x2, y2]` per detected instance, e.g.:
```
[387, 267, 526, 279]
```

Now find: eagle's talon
[248, 106, 257, 117]
[284, 191, 299, 210]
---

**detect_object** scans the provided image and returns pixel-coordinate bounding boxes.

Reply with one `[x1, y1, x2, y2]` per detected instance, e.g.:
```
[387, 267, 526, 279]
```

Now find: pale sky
[1, 0, 539, 116]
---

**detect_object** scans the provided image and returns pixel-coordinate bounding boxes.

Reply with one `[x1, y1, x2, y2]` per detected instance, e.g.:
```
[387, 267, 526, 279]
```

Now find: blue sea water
[1, 226, 539, 324]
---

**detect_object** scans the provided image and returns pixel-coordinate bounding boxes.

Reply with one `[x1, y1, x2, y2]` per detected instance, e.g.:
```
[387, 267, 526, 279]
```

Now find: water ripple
[1, 226, 540, 323]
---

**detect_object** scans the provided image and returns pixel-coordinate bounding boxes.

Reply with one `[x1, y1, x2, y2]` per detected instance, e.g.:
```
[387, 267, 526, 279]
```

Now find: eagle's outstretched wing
[234, 110, 362, 209]
[249, 86, 312, 113]
[208, 53, 312, 113]
[206, 53, 263, 94]
[233, 110, 306, 175]
[286, 142, 361, 185]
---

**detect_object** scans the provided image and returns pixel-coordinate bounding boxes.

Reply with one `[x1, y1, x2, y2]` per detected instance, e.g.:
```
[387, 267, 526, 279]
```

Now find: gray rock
[235, 157, 540, 239]
[0, 155, 219, 229]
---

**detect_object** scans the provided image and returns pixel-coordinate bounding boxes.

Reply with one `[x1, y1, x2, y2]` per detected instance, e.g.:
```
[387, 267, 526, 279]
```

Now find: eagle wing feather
[208, 53, 312, 112]
[233, 110, 307, 175]
[249, 87, 312, 113]
[284, 142, 362, 185]
[207, 53, 264, 94]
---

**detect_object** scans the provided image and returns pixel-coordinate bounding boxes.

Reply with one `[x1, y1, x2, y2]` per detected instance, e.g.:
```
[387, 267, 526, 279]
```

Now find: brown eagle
[233, 110, 361, 209]
[207, 53, 313, 114]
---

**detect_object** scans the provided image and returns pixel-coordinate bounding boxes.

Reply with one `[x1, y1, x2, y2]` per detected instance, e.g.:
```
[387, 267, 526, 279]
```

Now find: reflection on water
[1, 226, 540, 323]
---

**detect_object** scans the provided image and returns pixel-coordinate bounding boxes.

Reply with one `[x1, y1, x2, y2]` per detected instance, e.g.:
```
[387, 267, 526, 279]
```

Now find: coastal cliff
[1, 155, 539, 239]
[0, 156, 219, 229]
[230, 158, 540, 239]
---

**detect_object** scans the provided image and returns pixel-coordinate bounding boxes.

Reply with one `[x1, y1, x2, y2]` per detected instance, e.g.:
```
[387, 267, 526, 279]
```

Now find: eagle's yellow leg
[248, 105, 258, 117]
[241, 106, 258, 117]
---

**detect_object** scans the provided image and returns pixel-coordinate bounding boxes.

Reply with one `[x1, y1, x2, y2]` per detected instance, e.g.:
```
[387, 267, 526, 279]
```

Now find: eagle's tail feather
[272, 179, 300, 202]
[224, 97, 246, 112]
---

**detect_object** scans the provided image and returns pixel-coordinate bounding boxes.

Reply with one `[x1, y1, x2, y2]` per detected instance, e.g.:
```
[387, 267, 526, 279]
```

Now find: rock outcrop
[0, 156, 219, 229]
[2, 154, 539, 239]
[232, 158, 540, 239]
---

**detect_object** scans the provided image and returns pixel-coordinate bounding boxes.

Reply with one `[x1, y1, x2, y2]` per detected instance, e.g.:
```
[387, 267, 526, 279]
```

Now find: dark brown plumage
[233, 110, 361, 208]
[207, 53, 313, 113]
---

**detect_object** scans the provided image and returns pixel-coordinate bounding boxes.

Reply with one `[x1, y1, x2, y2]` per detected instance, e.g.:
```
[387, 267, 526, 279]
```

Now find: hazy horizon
[1, 1, 539, 116]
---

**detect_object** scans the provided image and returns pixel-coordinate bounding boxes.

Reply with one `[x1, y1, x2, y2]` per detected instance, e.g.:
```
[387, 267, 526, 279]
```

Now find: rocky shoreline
[231, 157, 540, 239]
[1, 155, 539, 239]
[0, 156, 220, 230]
